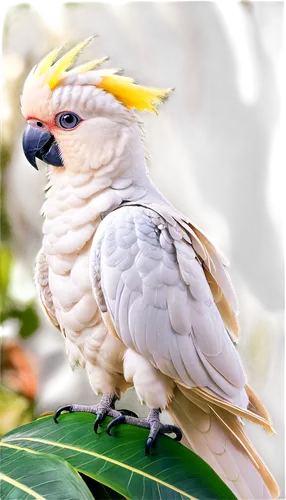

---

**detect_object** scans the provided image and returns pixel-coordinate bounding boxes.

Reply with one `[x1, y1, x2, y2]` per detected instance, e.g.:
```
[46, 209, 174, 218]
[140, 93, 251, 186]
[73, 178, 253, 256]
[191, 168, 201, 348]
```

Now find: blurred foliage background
[1, 1, 284, 495]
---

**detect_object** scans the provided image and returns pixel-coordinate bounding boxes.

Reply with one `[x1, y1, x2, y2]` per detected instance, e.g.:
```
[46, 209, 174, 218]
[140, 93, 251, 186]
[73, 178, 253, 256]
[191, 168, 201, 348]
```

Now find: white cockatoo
[21, 38, 278, 499]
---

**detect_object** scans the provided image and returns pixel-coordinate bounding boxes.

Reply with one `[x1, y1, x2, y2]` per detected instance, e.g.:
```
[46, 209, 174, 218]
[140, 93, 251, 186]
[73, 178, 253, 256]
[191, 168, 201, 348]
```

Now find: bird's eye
[56, 112, 81, 130]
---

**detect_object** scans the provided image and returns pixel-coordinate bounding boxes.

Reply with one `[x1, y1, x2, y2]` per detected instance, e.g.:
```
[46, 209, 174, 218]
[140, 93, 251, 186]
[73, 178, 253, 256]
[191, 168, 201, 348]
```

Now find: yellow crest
[48, 37, 96, 90]
[96, 75, 173, 114]
[32, 37, 173, 114]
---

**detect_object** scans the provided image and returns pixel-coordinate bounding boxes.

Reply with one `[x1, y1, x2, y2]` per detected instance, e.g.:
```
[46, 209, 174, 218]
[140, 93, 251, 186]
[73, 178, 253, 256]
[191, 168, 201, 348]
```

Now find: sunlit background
[1, 1, 284, 495]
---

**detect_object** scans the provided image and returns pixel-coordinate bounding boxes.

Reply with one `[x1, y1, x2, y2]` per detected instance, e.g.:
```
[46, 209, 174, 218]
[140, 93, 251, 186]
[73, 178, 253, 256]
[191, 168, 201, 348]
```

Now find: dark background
[1, 2, 284, 494]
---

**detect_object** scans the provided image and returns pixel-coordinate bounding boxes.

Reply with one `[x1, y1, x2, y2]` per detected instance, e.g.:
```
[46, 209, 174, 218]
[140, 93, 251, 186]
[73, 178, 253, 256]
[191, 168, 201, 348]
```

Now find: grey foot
[53, 393, 121, 433]
[106, 408, 182, 455]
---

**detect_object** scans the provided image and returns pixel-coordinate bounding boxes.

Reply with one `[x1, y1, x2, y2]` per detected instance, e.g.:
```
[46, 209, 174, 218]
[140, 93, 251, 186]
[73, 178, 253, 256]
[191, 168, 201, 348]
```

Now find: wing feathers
[188, 386, 274, 434]
[92, 205, 246, 401]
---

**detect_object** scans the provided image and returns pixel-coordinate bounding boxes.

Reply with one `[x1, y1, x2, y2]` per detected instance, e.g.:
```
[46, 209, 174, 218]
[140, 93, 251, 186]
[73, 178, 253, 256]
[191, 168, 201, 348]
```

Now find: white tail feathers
[168, 386, 279, 499]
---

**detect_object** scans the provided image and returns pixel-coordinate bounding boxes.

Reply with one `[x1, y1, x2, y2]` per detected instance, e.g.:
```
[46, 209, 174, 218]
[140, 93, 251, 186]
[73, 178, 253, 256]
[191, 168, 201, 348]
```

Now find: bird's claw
[106, 415, 126, 435]
[106, 408, 182, 455]
[145, 437, 154, 455]
[93, 413, 104, 433]
[53, 405, 74, 423]
[53, 394, 121, 430]
[175, 429, 182, 440]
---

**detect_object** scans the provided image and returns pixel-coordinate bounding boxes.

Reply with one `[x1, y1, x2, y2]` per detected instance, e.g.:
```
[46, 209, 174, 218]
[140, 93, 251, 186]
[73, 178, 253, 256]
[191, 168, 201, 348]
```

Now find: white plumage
[21, 40, 278, 499]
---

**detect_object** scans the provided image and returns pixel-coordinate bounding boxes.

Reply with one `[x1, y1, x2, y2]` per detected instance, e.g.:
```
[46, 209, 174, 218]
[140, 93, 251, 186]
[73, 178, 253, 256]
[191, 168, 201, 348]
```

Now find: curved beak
[22, 125, 63, 169]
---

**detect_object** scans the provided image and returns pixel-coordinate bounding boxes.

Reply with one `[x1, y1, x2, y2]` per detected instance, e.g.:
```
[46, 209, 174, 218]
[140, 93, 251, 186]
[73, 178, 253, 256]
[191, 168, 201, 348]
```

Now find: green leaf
[2, 413, 237, 500]
[0, 442, 94, 500]
[0, 245, 16, 290]
[18, 304, 41, 340]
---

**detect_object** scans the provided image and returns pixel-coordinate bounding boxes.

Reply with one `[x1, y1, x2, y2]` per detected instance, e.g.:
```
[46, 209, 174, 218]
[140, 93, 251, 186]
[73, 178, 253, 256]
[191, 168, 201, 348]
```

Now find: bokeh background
[1, 1, 284, 495]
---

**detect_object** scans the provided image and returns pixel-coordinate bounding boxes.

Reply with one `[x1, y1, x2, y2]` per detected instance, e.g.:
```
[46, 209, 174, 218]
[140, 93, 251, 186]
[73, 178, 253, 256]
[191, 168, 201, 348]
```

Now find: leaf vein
[5, 436, 198, 500]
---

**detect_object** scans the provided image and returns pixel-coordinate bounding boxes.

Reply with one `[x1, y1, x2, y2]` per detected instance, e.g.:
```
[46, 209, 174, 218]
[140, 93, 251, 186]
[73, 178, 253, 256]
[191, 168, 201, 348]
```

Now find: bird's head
[21, 36, 172, 174]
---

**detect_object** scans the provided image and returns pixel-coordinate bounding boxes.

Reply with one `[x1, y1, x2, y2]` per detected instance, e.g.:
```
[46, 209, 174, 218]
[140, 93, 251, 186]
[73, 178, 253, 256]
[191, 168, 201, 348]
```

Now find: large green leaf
[2, 413, 236, 500]
[0, 441, 94, 500]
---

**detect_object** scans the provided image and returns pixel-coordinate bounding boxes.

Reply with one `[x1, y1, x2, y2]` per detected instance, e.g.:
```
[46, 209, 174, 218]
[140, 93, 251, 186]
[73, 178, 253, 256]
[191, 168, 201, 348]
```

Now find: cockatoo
[21, 37, 278, 499]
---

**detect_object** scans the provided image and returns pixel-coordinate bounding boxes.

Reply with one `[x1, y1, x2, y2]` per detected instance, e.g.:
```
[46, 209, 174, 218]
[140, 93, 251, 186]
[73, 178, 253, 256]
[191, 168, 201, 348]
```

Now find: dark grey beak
[22, 125, 63, 169]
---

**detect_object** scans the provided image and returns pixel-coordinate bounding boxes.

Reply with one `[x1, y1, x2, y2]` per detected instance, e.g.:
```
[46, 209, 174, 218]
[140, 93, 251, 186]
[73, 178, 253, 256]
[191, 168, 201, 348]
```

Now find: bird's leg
[107, 408, 182, 455]
[53, 393, 123, 433]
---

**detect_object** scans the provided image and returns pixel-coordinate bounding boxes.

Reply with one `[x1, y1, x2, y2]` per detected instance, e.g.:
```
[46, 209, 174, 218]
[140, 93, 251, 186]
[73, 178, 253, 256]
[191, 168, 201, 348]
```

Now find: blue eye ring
[56, 111, 81, 130]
